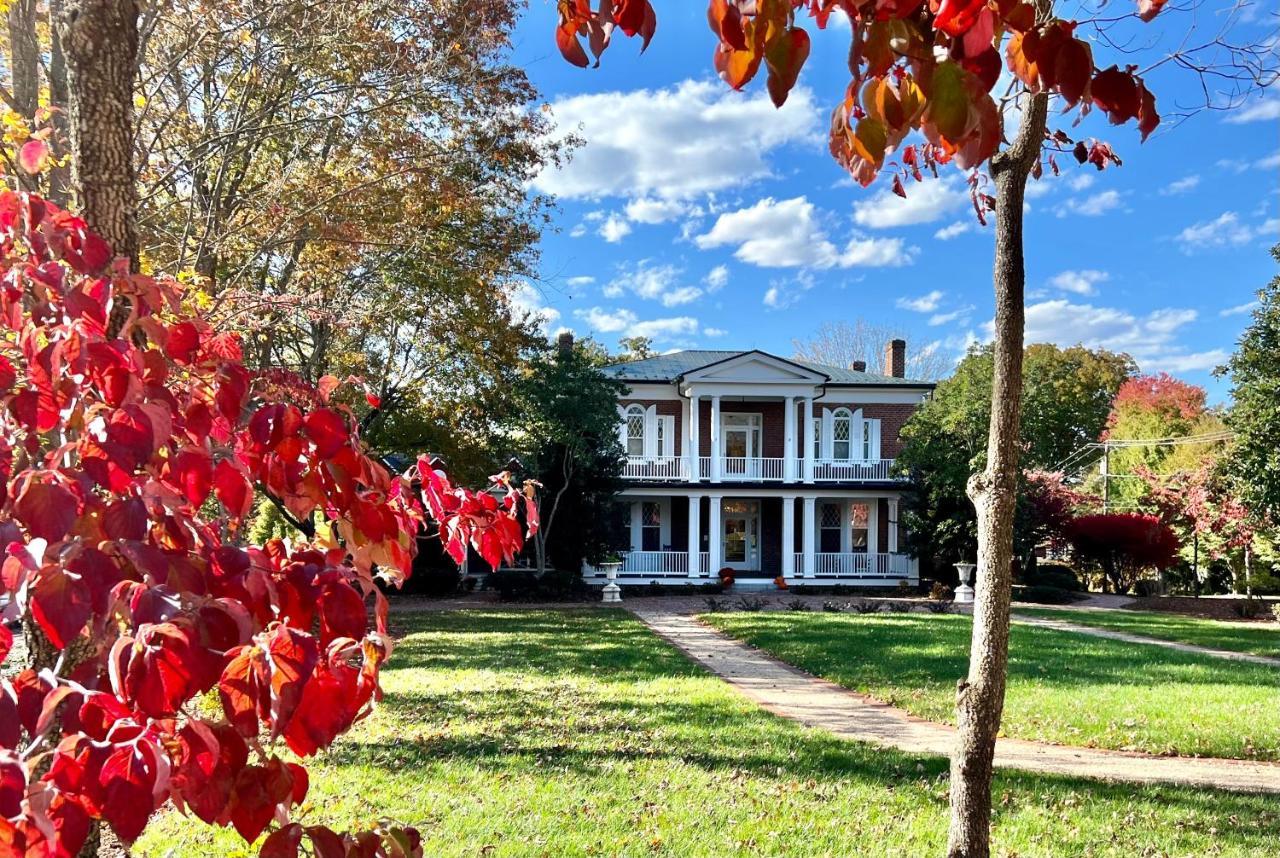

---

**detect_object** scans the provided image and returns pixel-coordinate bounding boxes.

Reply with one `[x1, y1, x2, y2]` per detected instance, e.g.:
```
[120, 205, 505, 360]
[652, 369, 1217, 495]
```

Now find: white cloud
[1008, 299, 1222, 373]
[569, 223, 587, 238]
[1259, 151, 1280, 170]
[1220, 300, 1259, 317]
[1067, 173, 1095, 192]
[1049, 269, 1109, 296]
[934, 221, 973, 240]
[1025, 179, 1055, 199]
[624, 197, 692, 224]
[532, 79, 818, 201]
[508, 283, 561, 331]
[703, 326, 728, 337]
[763, 272, 816, 310]
[1061, 189, 1122, 217]
[1174, 211, 1276, 251]
[852, 178, 968, 228]
[604, 261, 702, 307]
[573, 307, 699, 341]
[599, 213, 632, 243]
[928, 306, 973, 326]
[1161, 175, 1200, 196]
[565, 275, 595, 287]
[1226, 97, 1280, 124]
[704, 264, 729, 292]
[697, 196, 913, 269]
[896, 290, 945, 313]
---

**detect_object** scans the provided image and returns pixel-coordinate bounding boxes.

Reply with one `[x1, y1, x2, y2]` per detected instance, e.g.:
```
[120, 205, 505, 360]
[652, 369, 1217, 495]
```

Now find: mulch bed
[1124, 595, 1280, 621]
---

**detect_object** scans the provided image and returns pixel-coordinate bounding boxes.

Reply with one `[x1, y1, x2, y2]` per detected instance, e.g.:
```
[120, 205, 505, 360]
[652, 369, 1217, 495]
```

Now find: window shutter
[644, 405, 658, 458]
[617, 406, 628, 453]
[660, 415, 675, 458]
[821, 408, 833, 459]
[867, 419, 882, 460]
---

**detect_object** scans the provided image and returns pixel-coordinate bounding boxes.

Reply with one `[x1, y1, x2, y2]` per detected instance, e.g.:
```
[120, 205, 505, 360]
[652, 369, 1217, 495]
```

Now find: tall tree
[513, 340, 625, 576]
[897, 343, 1132, 568]
[554, 4, 1271, 850]
[1224, 250, 1280, 522]
[793, 319, 949, 379]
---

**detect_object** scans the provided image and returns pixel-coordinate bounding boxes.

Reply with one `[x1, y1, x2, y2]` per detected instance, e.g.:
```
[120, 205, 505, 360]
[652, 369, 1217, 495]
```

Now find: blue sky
[508, 2, 1278, 400]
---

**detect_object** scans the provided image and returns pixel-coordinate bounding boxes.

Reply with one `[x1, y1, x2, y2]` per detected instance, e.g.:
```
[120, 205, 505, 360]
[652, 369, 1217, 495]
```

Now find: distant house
[587, 342, 933, 586]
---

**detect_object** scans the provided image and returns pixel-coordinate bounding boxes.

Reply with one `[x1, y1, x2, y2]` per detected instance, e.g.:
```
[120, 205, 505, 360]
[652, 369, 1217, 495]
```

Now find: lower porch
[584, 492, 918, 586]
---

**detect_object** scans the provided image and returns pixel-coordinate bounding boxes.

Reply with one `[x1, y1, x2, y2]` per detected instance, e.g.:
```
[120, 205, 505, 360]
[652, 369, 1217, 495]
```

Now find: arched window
[625, 404, 645, 457]
[832, 408, 852, 460]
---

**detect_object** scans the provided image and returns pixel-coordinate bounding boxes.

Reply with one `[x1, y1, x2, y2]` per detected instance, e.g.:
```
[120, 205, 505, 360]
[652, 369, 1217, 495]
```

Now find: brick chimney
[556, 331, 574, 359]
[884, 339, 906, 378]
[851, 360, 867, 372]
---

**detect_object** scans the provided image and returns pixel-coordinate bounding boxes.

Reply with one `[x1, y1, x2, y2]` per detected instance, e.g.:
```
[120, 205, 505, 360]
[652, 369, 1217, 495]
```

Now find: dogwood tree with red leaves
[551, 1, 1272, 854]
[0, 190, 534, 857]
[1066, 512, 1180, 593]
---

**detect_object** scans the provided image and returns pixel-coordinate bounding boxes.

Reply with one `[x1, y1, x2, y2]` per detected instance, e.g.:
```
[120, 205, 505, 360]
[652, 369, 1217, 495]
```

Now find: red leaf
[1053, 37, 1093, 109]
[318, 582, 367, 645]
[1137, 0, 1168, 21]
[0, 625, 11, 666]
[14, 480, 78, 543]
[891, 174, 907, 198]
[264, 625, 319, 734]
[112, 623, 198, 718]
[934, 0, 986, 36]
[364, 392, 381, 409]
[166, 321, 201, 365]
[303, 408, 350, 458]
[1091, 66, 1139, 124]
[18, 140, 49, 174]
[556, 21, 589, 68]
[219, 645, 268, 737]
[29, 566, 92, 650]
[103, 497, 148, 541]
[1136, 78, 1159, 142]
[764, 27, 810, 108]
[213, 458, 253, 518]
[171, 447, 214, 506]
[100, 744, 157, 843]
[261, 824, 304, 858]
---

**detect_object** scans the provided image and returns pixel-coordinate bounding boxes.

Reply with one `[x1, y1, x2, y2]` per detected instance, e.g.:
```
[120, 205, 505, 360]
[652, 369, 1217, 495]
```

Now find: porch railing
[792, 552, 914, 578]
[621, 455, 900, 483]
[584, 550, 709, 577]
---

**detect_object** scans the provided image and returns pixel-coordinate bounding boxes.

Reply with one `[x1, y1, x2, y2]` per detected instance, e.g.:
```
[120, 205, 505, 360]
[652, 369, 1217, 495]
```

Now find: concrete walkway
[634, 609, 1280, 794]
[1010, 613, 1280, 668]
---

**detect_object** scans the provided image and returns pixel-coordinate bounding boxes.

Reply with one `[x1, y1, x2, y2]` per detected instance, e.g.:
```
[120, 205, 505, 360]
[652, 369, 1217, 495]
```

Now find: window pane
[627, 409, 644, 457]
[834, 440, 850, 459]
[642, 528, 661, 551]
[642, 503, 661, 527]
[820, 503, 841, 529]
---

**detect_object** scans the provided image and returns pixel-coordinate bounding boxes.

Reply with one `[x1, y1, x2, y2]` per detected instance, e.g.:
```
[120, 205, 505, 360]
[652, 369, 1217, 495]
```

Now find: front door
[722, 414, 760, 479]
[721, 500, 759, 571]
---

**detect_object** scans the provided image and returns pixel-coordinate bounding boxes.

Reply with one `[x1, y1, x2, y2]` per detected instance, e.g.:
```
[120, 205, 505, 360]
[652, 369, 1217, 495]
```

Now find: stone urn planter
[954, 562, 976, 604]
[600, 560, 623, 603]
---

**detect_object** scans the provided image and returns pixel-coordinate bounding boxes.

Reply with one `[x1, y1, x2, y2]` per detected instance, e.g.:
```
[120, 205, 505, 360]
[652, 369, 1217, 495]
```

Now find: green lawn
[705, 612, 1280, 762]
[1015, 606, 1280, 658]
[135, 610, 1280, 857]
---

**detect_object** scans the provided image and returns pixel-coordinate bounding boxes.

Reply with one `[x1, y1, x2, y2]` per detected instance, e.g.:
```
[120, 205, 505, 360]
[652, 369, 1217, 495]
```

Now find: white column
[629, 502, 642, 552]
[802, 397, 815, 481]
[781, 495, 795, 577]
[867, 501, 879, 556]
[801, 496, 816, 577]
[710, 395, 722, 482]
[687, 495, 702, 577]
[887, 498, 899, 554]
[708, 495, 723, 573]
[687, 394, 700, 483]
[783, 396, 796, 482]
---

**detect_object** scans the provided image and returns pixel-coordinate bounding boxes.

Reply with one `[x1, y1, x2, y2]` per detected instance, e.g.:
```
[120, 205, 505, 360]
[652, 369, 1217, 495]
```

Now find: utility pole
[1100, 442, 1110, 513]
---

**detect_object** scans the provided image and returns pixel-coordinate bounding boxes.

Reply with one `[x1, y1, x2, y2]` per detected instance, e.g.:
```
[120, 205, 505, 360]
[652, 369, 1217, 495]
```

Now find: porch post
[687, 393, 700, 483]
[887, 498, 899, 554]
[801, 496, 816, 577]
[783, 396, 796, 482]
[710, 395, 722, 482]
[708, 495, 723, 575]
[687, 494, 702, 577]
[781, 495, 795, 577]
[802, 396, 815, 481]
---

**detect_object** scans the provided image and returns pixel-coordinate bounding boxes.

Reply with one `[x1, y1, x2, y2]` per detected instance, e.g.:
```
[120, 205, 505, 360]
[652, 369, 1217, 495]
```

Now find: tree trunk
[56, 0, 140, 270]
[6, 0, 40, 192]
[48, 0, 73, 208]
[945, 91, 1049, 858]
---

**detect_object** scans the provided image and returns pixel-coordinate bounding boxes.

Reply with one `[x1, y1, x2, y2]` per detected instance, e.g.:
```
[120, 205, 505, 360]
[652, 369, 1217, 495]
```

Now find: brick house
[589, 342, 933, 586]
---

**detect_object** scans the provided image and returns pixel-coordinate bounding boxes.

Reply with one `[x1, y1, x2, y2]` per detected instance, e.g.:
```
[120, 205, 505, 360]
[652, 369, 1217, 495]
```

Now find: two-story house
[587, 341, 933, 587]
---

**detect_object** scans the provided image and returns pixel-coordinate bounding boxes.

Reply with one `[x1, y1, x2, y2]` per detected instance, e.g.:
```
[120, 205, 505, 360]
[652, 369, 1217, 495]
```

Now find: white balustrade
[810, 553, 913, 578]
[620, 456, 688, 480]
[810, 458, 898, 482]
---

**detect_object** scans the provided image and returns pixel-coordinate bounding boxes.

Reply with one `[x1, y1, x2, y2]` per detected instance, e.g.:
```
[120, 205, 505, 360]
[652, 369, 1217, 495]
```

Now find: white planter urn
[600, 561, 623, 603]
[954, 562, 976, 604]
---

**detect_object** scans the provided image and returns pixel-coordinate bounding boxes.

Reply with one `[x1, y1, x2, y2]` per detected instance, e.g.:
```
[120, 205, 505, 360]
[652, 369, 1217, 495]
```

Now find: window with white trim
[832, 408, 852, 460]
[819, 502, 842, 552]
[625, 405, 645, 457]
[850, 502, 869, 552]
[812, 417, 821, 459]
[641, 502, 662, 551]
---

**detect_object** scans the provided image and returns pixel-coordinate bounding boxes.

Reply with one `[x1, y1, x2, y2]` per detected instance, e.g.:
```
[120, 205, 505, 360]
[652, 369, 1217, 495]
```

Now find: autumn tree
[897, 343, 1130, 570]
[553, 1, 1273, 853]
[793, 319, 949, 379]
[1067, 513, 1180, 592]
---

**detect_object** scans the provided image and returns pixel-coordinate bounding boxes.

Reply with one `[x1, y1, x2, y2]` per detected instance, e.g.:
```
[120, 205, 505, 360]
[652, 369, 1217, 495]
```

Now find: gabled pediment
[681, 350, 828, 385]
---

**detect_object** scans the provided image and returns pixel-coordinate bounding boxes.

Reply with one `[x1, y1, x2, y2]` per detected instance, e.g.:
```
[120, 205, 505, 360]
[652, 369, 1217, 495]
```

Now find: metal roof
[600, 349, 933, 387]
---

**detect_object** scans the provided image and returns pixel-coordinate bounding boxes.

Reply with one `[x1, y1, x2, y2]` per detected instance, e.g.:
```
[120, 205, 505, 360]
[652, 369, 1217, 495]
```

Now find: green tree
[617, 335, 656, 362]
[898, 343, 1133, 569]
[513, 340, 625, 575]
[1224, 246, 1280, 524]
